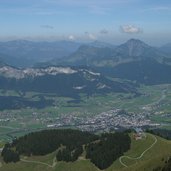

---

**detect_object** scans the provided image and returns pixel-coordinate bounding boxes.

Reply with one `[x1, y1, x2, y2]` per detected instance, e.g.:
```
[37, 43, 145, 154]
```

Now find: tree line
[85, 132, 131, 169]
[1, 129, 97, 163]
[1, 129, 131, 169]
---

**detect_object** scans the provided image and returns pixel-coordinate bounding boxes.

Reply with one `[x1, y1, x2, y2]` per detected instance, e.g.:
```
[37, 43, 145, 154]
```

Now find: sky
[0, 0, 171, 45]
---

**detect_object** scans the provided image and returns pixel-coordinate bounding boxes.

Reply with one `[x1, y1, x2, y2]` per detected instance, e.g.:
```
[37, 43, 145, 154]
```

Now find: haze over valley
[0, 0, 171, 171]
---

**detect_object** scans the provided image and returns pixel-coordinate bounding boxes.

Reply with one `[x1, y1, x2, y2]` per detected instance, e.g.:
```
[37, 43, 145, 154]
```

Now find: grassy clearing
[108, 133, 171, 171]
[120, 136, 171, 171]
[0, 153, 98, 171]
[107, 133, 154, 170]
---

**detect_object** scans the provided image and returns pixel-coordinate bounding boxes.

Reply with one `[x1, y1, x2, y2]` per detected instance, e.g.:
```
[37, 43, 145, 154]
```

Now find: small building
[135, 128, 143, 134]
[133, 128, 146, 140]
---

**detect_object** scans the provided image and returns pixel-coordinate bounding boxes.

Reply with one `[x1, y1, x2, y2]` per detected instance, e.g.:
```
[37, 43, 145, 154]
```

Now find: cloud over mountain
[68, 35, 76, 40]
[85, 32, 97, 40]
[120, 25, 142, 34]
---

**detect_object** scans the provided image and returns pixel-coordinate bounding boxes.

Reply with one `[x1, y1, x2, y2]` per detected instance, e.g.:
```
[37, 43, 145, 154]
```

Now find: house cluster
[45, 109, 158, 132]
[133, 128, 146, 140]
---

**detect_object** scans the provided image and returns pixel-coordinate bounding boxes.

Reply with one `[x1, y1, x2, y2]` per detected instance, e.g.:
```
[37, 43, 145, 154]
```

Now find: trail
[119, 134, 157, 167]
[20, 156, 57, 168]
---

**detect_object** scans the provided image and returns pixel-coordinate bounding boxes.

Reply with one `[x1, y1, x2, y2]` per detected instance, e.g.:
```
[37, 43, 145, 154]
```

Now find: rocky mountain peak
[116, 39, 150, 57]
[125, 39, 149, 48]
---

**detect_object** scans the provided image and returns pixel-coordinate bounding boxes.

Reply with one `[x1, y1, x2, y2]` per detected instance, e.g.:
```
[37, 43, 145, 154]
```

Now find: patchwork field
[0, 84, 171, 143]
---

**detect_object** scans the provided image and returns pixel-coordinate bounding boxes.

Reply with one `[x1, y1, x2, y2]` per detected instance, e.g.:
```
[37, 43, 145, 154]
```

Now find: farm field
[1, 84, 171, 142]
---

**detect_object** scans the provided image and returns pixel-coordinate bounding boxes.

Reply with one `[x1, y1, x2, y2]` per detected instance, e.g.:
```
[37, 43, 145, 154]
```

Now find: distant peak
[126, 38, 145, 44]
[123, 39, 149, 48]
[115, 39, 153, 57]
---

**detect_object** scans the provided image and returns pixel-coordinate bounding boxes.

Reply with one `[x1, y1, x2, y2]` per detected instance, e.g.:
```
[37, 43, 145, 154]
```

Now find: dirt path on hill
[20, 156, 57, 168]
[119, 134, 157, 167]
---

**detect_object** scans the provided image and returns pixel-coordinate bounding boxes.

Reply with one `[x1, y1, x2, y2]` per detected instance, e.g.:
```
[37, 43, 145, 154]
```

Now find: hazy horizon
[0, 0, 171, 46]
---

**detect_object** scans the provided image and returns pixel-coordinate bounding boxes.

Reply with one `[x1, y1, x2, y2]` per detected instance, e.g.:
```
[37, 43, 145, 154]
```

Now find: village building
[133, 128, 146, 140]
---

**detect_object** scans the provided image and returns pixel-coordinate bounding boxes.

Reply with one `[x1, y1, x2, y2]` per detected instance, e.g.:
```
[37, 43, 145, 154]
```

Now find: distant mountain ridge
[0, 65, 138, 98]
[0, 40, 82, 67]
[0, 39, 170, 68]
[0, 39, 171, 86]
[55, 39, 169, 67]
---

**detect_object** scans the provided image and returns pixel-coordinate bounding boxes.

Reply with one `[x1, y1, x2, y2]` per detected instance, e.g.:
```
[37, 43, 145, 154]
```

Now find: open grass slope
[1, 133, 171, 171]
[108, 133, 171, 171]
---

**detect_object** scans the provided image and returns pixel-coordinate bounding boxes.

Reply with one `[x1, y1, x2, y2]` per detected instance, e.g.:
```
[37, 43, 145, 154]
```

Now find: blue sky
[0, 0, 171, 45]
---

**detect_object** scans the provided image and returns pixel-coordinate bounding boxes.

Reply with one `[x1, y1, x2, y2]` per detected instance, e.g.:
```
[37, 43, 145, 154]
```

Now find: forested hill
[1, 129, 131, 170]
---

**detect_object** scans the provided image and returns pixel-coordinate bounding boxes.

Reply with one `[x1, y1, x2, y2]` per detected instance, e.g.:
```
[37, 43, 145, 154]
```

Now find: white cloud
[89, 34, 96, 40]
[85, 32, 97, 40]
[68, 35, 75, 40]
[120, 25, 142, 34]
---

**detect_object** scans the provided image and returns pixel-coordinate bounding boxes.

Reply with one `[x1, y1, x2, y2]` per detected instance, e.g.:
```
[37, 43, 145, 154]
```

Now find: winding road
[119, 134, 157, 167]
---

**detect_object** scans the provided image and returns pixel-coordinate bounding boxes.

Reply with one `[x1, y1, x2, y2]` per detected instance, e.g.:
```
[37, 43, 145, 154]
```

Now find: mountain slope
[113, 39, 166, 61]
[96, 59, 171, 85]
[58, 45, 114, 66]
[88, 40, 115, 48]
[58, 39, 168, 67]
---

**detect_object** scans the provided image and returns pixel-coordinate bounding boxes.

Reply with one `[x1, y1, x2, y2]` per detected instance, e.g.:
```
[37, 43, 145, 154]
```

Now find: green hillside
[1, 133, 171, 171]
[108, 133, 171, 171]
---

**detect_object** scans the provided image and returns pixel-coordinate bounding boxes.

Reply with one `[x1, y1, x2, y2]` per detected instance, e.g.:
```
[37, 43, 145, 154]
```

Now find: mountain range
[0, 40, 81, 67]
[55, 39, 170, 67]
[0, 39, 170, 68]
[0, 65, 138, 99]
[0, 38, 171, 87]
[48, 39, 171, 85]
